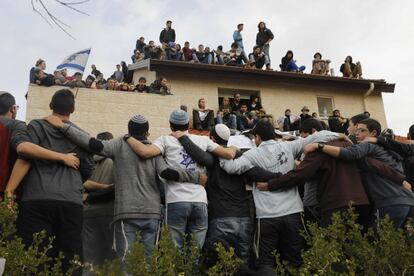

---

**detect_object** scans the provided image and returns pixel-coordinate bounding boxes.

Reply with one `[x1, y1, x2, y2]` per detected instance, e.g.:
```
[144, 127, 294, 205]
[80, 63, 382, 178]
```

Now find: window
[218, 88, 260, 107]
[317, 96, 334, 118]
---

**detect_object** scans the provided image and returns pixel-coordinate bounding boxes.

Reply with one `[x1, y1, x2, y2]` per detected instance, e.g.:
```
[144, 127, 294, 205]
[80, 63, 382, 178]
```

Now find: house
[26, 59, 395, 139]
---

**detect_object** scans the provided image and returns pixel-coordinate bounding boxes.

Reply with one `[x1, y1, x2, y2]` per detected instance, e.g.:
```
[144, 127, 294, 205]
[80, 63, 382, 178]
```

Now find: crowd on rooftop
[29, 20, 364, 97]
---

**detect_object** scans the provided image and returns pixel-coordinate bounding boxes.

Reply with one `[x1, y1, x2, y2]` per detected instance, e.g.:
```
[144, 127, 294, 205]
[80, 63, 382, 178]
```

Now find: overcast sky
[1, 0, 413, 135]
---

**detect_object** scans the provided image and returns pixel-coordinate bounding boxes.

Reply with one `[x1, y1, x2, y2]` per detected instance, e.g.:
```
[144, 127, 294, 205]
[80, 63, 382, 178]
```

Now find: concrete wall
[26, 73, 388, 139]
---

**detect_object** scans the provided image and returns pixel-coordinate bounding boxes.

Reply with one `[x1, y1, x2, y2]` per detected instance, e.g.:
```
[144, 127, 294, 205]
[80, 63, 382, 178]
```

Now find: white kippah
[130, 114, 148, 124]
[214, 124, 231, 141]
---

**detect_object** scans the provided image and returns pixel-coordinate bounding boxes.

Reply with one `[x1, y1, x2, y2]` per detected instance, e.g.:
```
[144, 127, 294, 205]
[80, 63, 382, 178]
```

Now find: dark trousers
[193, 110, 215, 130]
[255, 213, 305, 274]
[17, 201, 83, 274]
[320, 205, 372, 231]
[83, 215, 116, 266]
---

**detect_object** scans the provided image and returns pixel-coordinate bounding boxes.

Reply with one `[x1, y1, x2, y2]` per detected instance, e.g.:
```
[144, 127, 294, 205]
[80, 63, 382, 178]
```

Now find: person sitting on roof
[53, 70, 68, 86]
[106, 78, 119, 91]
[30, 58, 46, 84]
[216, 97, 237, 130]
[213, 45, 225, 64]
[247, 45, 270, 70]
[135, 77, 150, 93]
[68, 72, 86, 88]
[85, 75, 97, 89]
[182, 41, 194, 62]
[131, 49, 145, 63]
[328, 109, 349, 133]
[95, 73, 106, 89]
[311, 52, 331, 75]
[248, 95, 266, 114]
[192, 44, 213, 64]
[193, 98, 215, 131]
[340, 56, 362, 78]
[159, 20, 176, 47]
[223, 42, 244, 66]
[135, 36, 146, 53]
[149, 76, 171, 95]
[236, 103, 257, 131]
[277, 109, 300, 131]
[280, 50, 306, 72]
[143, 40, 163, 59]
[34, 68, 55, 87]
[166, 43, 183, 61]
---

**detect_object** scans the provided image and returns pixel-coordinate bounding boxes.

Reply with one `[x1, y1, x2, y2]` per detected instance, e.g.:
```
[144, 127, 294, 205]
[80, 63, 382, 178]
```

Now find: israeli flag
[56, 48, 91, 72]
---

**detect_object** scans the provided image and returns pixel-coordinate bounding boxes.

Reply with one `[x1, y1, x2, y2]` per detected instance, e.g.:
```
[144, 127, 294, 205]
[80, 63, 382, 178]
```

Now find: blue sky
[1, 0, 413, 135]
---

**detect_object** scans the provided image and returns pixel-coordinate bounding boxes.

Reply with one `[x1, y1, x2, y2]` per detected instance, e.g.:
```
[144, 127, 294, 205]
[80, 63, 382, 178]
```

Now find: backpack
[0, 122, 12, 194]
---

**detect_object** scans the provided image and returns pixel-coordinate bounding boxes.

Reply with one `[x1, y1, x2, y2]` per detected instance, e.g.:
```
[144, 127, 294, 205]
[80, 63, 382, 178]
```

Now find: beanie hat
[169, 109, 189, 125]
[128, 114, 149, 137]
[212, 124, 230, 141]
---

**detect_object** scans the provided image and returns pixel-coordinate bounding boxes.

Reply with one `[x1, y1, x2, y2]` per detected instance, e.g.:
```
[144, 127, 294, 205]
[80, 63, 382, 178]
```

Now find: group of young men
[132, 20, 275, 70]
[1, 88, 414, 275]
[192, 94, 266, 132]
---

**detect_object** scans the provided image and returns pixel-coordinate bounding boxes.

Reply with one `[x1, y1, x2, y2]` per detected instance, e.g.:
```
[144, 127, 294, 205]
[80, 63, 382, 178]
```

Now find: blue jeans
[216, 114, 237, 130]
[167, 202, 208, 250]
[208, 217, 252, 261]
[287, 61, 306, 72]
[113, 218, 160, 261]
[261, 44, 271, 66]
[377, 205, 414, 228]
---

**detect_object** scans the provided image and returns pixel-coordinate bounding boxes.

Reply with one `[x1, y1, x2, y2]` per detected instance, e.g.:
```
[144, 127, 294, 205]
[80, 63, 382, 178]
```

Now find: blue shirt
[233, 31, 244, 49]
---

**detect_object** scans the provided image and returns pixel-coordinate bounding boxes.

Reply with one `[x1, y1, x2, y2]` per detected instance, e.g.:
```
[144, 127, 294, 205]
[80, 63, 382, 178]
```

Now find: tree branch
[31, 0, 90, 39]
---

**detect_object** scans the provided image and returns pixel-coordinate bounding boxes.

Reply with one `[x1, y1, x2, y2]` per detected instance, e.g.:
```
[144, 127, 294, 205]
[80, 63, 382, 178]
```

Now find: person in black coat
[256, 22, 274, 70]
[159, 20, 176, 45]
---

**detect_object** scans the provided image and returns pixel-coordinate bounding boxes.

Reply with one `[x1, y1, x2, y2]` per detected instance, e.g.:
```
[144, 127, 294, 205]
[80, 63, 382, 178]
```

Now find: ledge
[129, 59, 395, 93]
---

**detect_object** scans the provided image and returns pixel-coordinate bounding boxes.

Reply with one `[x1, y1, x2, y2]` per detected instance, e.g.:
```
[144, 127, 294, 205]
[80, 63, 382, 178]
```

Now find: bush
[299, 207, 414, 275]
[0, 199, 81, 275]
[2, 202, 414, 275]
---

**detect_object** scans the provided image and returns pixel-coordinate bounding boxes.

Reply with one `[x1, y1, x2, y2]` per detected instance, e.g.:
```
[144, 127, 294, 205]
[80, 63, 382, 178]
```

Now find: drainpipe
[362, 82, 375, 111]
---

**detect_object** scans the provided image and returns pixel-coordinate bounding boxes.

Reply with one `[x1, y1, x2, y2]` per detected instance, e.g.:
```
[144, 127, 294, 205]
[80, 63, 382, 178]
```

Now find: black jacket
[256, 29, 274, 47]
[136, 40, 146, 53]
[159, 28, 176, 44]
[378, 136, 414, 184]
[177, 136, 279, 219]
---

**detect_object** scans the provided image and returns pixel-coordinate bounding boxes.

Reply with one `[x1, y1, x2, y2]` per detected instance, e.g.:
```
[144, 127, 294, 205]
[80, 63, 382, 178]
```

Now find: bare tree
[31, 0, 90, 39]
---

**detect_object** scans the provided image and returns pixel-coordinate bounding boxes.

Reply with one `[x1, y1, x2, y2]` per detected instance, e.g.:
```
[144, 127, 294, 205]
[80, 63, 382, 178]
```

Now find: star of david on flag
[56, 48, 91, 73]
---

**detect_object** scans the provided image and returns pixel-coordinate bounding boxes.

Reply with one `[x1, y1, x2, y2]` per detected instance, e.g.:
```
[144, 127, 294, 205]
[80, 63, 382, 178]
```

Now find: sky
[0, 0, 413, 135]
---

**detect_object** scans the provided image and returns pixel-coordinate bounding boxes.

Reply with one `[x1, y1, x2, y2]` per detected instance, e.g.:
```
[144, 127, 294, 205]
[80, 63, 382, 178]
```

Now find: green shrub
[0, 199, 81, 275]
[2, 200, 414, 275]
[300, 207, 414, 275]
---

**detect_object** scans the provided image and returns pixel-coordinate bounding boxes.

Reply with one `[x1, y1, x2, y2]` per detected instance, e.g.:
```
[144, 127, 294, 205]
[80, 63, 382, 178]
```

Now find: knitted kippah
[169, 109, 189, 125]
[128, 114, 149, 137]
[130, 114, 148, 124]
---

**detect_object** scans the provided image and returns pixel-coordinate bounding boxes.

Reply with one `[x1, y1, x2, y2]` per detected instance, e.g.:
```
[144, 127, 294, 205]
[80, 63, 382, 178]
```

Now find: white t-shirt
[153, 133, 219, 204]
[198, 111, 208, 121]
